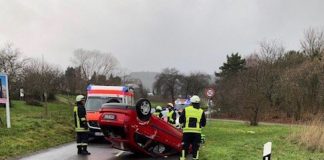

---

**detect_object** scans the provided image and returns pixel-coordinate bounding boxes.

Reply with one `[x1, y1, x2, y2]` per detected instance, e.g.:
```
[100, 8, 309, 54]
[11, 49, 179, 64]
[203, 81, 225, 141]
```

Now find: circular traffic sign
[205, 88, 215, 98]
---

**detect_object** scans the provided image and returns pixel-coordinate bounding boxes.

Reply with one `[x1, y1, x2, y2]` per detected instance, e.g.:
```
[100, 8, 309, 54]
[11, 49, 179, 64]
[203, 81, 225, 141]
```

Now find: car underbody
[98, 99, 183, 157]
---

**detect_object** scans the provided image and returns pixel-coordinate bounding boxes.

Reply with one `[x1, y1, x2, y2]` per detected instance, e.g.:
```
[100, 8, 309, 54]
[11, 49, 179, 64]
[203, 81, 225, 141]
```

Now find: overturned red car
[98, 99, 183, 157]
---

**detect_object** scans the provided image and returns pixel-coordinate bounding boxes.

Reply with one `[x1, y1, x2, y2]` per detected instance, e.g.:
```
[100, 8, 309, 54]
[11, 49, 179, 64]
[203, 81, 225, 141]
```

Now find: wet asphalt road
[19, 141, 178, 160]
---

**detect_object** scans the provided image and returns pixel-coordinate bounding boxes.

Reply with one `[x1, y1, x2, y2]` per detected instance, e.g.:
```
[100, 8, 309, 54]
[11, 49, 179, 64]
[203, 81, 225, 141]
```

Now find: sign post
[204, 88, 215, 119]
[20, 88, 24, 100]
[0, 73, 10, 128]
[263, 142, 272, 160]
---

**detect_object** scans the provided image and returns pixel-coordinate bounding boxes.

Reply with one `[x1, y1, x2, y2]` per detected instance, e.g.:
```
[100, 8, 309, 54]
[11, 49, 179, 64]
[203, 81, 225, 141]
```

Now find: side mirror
[135, 98, 152, 122]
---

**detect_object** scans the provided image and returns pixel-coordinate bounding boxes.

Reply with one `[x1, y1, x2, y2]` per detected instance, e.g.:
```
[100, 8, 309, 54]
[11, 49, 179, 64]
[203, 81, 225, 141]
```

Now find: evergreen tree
[215, 53, 246, 78]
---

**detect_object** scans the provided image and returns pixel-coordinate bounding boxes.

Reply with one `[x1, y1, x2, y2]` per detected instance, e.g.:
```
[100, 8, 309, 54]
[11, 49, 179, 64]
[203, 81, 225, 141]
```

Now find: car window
[85, 96, 122, 111]
[175, 104, 189, 111]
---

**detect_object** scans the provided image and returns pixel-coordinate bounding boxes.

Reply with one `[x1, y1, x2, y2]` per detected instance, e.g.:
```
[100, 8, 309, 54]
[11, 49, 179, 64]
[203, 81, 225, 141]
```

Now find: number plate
[95, 132, 104, 136]
[104, 114, 116, 120]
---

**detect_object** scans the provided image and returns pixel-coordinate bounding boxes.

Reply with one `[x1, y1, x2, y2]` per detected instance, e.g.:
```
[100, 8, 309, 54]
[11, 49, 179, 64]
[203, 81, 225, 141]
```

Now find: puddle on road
[110, 154, 178, 160]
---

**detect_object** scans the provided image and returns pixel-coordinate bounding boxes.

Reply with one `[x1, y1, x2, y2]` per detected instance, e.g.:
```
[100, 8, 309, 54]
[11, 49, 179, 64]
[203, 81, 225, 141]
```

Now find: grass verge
[200, 120, 324, 160]
[290, 116, 324, 153]
[151, 101, 166, 108]
[0, 100, 74, 160]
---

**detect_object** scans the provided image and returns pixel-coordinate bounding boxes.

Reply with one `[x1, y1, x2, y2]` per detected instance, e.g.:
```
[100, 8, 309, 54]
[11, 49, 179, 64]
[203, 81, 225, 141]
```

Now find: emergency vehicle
[85, 85, 134, 137]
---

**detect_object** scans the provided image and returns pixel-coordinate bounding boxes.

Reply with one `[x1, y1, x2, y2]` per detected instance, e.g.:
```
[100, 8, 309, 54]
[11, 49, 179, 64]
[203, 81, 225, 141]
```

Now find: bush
[292, 115, 324, 152]
[25, 99, 43, 106]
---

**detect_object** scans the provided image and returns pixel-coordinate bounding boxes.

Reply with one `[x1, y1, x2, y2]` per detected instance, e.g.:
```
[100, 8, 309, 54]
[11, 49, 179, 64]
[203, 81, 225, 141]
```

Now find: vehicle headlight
[103, 114, 116, 120]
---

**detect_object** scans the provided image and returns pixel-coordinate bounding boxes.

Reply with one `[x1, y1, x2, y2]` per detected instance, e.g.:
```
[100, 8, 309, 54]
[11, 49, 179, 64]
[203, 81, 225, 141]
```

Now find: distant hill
[129, 72, 159, 92]
[128, 72, 215, 92]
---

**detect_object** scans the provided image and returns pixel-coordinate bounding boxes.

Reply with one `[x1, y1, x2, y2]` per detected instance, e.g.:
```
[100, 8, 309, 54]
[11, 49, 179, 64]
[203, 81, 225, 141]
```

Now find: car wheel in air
[136, 98, 152, 121]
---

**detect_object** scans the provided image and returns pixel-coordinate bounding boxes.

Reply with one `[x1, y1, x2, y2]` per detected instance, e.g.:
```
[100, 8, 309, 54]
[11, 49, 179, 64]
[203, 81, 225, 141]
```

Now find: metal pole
[208, 99, 211, 119]
[5, 74, 11, 128]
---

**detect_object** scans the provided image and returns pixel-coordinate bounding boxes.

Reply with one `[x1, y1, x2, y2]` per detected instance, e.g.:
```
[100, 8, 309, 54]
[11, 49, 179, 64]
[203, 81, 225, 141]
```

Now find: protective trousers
[181, 133, 201, 160]
[76, 132, 89, 152]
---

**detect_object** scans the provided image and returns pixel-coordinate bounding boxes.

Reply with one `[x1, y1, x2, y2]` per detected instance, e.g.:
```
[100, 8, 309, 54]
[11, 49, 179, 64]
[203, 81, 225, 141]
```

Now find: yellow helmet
[167, 103, 174, 107]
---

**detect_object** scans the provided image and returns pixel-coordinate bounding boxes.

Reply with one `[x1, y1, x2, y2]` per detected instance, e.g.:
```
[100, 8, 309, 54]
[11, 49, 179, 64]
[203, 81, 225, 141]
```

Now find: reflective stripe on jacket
[183, 106, 203, 133]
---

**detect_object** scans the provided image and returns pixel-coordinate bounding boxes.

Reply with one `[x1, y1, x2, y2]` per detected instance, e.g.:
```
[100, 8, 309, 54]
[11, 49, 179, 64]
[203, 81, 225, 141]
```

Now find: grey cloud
[0, 0, 324, 74]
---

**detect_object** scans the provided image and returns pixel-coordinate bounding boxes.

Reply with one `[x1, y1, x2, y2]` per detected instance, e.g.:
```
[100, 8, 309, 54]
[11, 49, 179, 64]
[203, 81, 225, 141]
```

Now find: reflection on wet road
[20, 141, 178, 160]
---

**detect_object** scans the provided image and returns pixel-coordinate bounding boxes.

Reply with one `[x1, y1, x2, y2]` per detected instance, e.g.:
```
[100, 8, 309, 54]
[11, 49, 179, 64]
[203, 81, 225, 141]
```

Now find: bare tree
[259, 40, 284, 109]
[238, 41, 284, 125]
[239, 55, 266, 126]
[71, 49, 119, 79]
[301, 28, 324, 59]
[259, 40, 285, 64]
[0, 43, 29, 99]
[154, 68, 182, 103]
[181, 72, 210, 98]
[22, 59, 62, 109]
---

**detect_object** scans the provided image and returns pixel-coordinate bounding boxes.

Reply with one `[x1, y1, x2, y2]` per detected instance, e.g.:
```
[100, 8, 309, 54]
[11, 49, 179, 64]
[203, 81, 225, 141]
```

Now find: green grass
[200, 120, 324, 160]
[56, 94, 75, 105]
[1, 98, 323, 160]
[151, 101, 166, 108]
[0, 99, 75, 160]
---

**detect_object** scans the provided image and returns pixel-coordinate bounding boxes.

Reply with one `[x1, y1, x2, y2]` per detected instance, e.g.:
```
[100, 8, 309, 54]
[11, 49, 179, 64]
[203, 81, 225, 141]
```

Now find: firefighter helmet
[76, 95, 85, 102]
[190, 95, 200, 104]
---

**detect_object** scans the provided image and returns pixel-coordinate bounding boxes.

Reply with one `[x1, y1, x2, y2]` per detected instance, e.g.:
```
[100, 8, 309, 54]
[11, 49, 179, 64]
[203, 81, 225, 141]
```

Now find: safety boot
[81, 146, 91, 155]
[77, 146, 82, 155]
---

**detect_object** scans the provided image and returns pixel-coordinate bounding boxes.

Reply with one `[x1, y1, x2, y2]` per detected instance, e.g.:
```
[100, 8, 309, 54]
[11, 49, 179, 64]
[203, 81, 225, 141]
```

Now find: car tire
[135, 98, 152, 122]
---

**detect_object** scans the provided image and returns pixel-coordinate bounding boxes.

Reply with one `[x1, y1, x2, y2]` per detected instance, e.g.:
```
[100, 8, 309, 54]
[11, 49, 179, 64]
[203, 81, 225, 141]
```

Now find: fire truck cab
[85, 85, 134, 137]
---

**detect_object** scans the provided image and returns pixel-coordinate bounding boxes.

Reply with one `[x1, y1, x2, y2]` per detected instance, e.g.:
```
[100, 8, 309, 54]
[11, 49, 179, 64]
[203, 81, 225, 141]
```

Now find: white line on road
[115, 151, 125, 157]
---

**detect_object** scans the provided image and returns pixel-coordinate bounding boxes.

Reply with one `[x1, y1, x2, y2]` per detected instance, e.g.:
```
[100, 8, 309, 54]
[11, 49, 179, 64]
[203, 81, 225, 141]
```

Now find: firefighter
[167, 103, 177, 124]
[179, 95, 206, 160]
[153, 106, 163, 118]
[74, 95, 91, 155]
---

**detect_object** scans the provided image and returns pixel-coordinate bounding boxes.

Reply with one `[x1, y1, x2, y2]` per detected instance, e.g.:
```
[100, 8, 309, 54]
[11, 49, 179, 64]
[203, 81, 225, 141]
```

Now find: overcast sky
[1, 0, 324, 74]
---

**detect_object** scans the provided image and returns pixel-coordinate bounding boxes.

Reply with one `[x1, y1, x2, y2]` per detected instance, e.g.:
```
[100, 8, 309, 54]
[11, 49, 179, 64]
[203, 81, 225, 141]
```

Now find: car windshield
[85, 96, 122, 111]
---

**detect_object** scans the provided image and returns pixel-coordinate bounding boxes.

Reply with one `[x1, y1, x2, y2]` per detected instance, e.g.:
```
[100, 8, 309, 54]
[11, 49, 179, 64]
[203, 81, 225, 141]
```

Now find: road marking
[115, 151, 125, 157]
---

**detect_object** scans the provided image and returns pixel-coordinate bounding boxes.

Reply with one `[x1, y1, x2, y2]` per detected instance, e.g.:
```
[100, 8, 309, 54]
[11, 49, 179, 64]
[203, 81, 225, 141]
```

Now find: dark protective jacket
[74, 103, 89, 132]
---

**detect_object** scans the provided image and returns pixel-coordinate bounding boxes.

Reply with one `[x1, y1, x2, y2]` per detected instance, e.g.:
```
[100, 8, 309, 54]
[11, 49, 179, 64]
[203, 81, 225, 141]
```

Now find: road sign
[0, 73, 10, 128]
[204, 88, 215, 98]
[20, 88, 24, 98]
